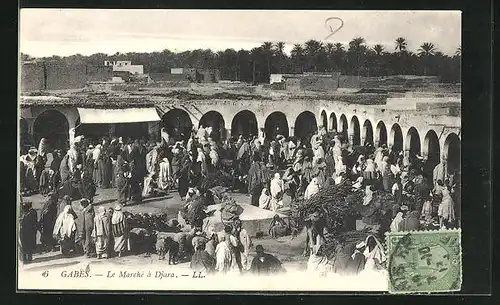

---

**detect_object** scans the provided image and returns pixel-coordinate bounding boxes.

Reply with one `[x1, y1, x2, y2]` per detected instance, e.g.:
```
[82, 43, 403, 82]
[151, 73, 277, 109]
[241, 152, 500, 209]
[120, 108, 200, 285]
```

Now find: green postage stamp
[386, 229, 462, 294]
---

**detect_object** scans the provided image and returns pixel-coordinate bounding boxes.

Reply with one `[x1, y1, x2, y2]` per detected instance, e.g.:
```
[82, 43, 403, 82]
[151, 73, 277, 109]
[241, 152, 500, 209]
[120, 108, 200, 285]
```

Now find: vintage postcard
[17, 9, 461, 292]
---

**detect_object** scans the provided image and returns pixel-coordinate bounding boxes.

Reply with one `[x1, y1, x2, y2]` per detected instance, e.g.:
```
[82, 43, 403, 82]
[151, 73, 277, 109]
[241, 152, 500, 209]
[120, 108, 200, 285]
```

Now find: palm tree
[291, 44, 305, 73]
[373, 44, 384, 56]
[348, 37, 367, 75]
[395, 37, 408, 53]
[274, 42, 285, 55]
[273, 42, 286, 73]
[304, 40, 324, 72]
[417, 42, 437, 57]
[348, 37, 366, 52]
[331, 43, 346, 73]
[261, 42, 273, 78]
[455, 46, 461, 57]
[325, 43, 335, 54]
[333, 42, 344, 53]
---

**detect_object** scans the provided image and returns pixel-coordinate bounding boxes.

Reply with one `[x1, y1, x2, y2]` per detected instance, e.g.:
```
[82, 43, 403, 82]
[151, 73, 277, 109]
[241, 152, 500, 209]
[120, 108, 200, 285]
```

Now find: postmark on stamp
[386, 229, 462, 294]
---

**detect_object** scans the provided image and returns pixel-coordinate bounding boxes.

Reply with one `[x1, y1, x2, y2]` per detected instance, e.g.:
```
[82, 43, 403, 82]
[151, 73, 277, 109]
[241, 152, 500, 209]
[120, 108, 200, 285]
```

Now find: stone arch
[264, 111, 289, 140]
[362, 119, 374, 146]
[375, 121, 388, 147]
[349, 115, 361, 146]
[162, 108, 193, 142]
[294, 111, 318, 144]
[339, 114, 348, 143]
[329, 112, 337, 132]
[423, 130, 440, 167]
[423, 129, 441, 184]
[389, 123, 403, 152]
[33, 109, 69, 150]
[444, 133, 460, 174]
[405, 127, 421, 157]
[320, 110, 328, 130]
[199, 110, 226, 142]
[231, 110, 258, 139]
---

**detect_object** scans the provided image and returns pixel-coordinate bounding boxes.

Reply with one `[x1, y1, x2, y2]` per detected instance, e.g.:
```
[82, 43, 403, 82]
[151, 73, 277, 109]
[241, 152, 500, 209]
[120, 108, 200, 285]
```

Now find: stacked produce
[220, 193, 243, 228]
[200, 169, 233, 191]
[291, 179, 395, 257]
[291, 179, 362, 235]
[124, 212, 176, 233]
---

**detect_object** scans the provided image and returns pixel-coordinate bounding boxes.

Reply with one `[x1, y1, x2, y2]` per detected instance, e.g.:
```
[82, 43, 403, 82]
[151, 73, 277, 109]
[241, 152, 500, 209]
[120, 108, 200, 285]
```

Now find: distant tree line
[21, 37, 461, 84]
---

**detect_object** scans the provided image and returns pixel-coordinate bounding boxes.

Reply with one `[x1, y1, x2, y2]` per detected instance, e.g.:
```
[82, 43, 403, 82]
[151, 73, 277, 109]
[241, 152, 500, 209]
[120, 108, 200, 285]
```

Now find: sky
[20, 9, 461, 58]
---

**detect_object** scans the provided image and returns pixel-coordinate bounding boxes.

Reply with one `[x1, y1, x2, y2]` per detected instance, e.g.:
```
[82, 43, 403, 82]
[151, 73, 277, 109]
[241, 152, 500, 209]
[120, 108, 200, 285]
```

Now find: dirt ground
[20, 187, 309, 273]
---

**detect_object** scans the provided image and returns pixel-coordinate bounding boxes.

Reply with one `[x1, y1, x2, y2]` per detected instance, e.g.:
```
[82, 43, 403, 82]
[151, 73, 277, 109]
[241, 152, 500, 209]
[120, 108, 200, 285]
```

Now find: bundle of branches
[220, 193, 243, 227]
[290, 179, 359, 236]
[200, 169, 233, 191]
[124, 212, 173, 233]
[209, 186, 230, 204]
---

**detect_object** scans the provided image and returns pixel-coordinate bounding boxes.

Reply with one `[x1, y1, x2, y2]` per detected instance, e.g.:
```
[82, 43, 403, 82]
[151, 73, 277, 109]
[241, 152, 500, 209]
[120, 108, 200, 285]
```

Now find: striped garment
[111, 221, 126, 237]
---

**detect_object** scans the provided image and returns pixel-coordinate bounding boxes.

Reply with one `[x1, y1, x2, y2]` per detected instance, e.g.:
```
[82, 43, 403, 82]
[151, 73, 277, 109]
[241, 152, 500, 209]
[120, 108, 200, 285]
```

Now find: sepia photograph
[18, 9, 462, 292]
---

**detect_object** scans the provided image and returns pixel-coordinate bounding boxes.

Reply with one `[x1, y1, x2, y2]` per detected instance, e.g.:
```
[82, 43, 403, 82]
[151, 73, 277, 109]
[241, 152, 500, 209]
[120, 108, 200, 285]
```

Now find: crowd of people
[19, 123, 460, 275]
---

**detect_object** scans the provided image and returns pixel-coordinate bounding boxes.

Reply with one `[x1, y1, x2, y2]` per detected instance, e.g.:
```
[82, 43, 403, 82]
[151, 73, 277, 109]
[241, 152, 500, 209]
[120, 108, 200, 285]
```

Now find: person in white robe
[53, 205, 77, 256]
[312, 143, 325, 164]
[390, 211, 404, 232]
[334, 155, 346, 178]
[362, 235, 386, 272]
[438, 189, 456, 229]
[304, 177, 320, 200]
[209, 146, 219, 168]
[67, 143, 79, 174]
[111, 204, 129, 257]
[158, 158, 171, 190]
[215, 233, 232, 274]
[258, 188, 271, 210]
[269, 173, 284, 211]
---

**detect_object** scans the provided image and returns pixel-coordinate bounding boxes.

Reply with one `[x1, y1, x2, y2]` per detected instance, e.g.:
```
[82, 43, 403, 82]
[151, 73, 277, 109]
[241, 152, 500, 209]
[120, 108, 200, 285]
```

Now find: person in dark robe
[59, 153, 71, 185]
[34, 153, 48, 189]
[177, 152, 192, 199]
[50, 150, 62, 190]
[347, 242, 366, 275]
[282, 167, 300, 201]
[190, 242, 216, 274]
[127, 144, 143, 205]
[39, 192, 59, 252]
[116, 162, 131, 205]
[75, 199, 95, 257]
[250, 245, 284, 275]
[108, 139, 121, 187]
[268, 214, 290, 238]
[100, 139, 113, 189]
[20, 160, 27, 195]
[247, 153, 267, 207]
[136, 139, 148, 187]
[324, 147, 336, 179]
[79, 167, 96, 204]
[332, 243, 355, 275]
[106, 207, 115, 258]
[19, 201, 38, 264]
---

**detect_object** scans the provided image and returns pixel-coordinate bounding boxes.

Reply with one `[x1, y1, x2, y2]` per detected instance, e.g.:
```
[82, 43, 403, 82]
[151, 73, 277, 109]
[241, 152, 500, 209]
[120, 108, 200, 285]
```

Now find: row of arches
[319, 110, 461, 173]
[19, 108, 319, 149]
[20, 107, 460, 174]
